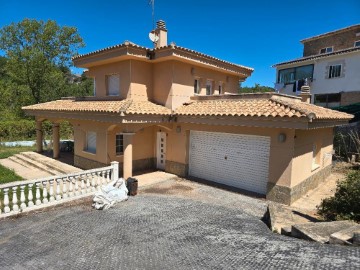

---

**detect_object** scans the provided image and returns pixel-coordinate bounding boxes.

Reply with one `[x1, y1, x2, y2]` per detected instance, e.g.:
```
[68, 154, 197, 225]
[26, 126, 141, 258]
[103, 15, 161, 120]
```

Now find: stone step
[329, 224, 360, 245]
[263, 202, 319, 234]
[19, 152, 81, 175]
[10, 154, 60, 176]
[0, 158, 54, 180]
[291, 220, 357, 243]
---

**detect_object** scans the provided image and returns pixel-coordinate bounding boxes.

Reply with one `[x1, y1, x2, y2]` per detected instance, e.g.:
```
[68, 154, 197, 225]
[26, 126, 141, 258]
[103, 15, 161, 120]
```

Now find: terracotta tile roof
[175, 94, 353, 121]
[22, 99, 171, 116]
[272, 46, 360, 67]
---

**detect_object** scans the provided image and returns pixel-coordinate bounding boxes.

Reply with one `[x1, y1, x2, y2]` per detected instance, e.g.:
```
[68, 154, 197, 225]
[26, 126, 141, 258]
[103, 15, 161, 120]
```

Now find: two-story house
[23, 21, 352, 205]
[273, 24, 360, 108]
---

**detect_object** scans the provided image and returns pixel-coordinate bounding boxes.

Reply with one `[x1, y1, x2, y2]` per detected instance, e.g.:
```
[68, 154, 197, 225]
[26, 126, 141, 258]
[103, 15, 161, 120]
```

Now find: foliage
[0, 120, 73, 142]
[0, 164, 23, 184]
[239, 83, 275, 93]
[0, 19, 84, 104]
[0, 145, 36, 159]
[317, 170, 360, 222]
[0, 19, 93, 120]
[333, 127, 360, 162]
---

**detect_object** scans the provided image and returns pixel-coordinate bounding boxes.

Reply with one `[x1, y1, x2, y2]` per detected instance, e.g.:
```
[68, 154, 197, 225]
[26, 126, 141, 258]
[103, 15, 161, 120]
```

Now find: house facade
[273, 24, 360, 108]
[23, 21, 352, 205]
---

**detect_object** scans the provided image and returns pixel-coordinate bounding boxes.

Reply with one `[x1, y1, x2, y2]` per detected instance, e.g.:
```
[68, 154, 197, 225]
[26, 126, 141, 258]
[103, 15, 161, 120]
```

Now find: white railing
[0, 161, 119, 218]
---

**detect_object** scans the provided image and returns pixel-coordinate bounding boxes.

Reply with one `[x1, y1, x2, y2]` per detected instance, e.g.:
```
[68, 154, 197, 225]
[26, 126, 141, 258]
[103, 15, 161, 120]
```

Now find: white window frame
[85, 131, 96, 154]
[115, 134, 124, 156]
[319, 47, 333, 54]
[206, 80, 213, 96]
[194, 78, 200, 94]
[106, 74, 120, 96]
[328, 64, 342, 79]
[354, 40, 360, 47]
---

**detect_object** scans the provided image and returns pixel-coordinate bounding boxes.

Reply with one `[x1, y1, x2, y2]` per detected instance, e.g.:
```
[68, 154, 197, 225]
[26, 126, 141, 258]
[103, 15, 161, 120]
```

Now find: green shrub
[317, 170, 360, 222]
[0, 119, 73, 141]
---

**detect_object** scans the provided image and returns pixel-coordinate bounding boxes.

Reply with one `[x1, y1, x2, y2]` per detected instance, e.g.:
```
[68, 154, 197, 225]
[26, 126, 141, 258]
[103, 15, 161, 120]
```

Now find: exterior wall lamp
[278, 133, 286, 143]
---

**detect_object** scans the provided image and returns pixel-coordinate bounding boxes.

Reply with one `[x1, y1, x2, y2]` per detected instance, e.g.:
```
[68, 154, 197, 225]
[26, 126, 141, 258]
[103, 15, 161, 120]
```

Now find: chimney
[299, 85, 311, 103]
[155, 20, 167, 48]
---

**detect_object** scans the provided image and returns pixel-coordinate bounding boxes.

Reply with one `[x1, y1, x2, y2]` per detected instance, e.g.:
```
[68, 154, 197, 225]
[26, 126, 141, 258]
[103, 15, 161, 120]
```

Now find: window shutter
[107, 74, 120, 96]
[87, 131, 96, 153]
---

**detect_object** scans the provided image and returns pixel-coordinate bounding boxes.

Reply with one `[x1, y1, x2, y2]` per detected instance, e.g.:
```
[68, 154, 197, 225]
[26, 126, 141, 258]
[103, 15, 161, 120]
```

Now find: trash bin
[127, 177, 138, 196]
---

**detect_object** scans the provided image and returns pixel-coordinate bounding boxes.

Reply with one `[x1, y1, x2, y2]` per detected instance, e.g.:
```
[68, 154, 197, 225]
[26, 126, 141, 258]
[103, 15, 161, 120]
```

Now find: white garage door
[189, 131, 270, 194]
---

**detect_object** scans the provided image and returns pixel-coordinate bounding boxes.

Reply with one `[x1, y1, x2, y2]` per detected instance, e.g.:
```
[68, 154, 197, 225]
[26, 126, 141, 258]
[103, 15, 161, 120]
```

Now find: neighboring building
[23, 21, 352, 205]
[273, 24, 360, 108]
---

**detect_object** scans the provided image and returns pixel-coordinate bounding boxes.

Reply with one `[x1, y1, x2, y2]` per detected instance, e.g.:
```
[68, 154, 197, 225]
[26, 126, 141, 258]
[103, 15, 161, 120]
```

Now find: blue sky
[1, 0, 359, 87]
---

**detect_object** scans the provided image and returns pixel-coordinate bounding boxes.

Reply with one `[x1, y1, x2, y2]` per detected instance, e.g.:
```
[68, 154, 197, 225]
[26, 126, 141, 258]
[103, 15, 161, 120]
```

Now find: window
[354, 40, 360, 47]
[106, 74, 120, 96]
[218, 82, 223, 94]
[328, 64, 342, 78]
[194, 79, 200, 94]
[85, 131, 96, 154]
[314, 93, 341, 108]
[320, 47, 333, 54]
[312, 142, 320, 170]
[116, 134, 124, 155]
[206, 80, 212, 95]
[278, 65, 314, 84]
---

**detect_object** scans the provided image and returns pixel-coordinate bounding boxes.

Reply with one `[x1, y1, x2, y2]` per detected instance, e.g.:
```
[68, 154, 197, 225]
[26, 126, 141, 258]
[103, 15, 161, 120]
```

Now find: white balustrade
[0, 161, 119, 218]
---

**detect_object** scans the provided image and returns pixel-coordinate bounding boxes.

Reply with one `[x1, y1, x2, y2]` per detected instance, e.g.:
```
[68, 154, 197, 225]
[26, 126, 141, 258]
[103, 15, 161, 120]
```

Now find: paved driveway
[0, 179, 359, 270]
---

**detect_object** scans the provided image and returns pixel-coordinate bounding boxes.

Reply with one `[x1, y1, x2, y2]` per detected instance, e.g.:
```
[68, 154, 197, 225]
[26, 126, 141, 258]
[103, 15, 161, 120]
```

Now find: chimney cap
[156, 20, 166, 30]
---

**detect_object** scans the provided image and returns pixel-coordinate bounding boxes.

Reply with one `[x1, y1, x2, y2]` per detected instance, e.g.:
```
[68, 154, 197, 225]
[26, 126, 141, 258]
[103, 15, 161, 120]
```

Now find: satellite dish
[149, 31, 159, 43]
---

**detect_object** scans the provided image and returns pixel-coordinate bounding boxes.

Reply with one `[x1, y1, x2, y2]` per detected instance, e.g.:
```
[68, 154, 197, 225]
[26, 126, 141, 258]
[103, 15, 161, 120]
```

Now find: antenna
[149, 0, 155, 30]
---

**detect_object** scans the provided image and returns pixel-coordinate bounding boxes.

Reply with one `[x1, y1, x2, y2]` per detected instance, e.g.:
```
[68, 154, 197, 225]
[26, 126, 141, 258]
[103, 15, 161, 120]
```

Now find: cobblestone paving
[0, 181, 359, 270]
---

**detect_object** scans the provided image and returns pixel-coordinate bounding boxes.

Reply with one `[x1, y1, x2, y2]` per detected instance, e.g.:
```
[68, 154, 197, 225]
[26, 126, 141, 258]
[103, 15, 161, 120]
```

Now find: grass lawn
[0, 145, 36, 159]
[0, 164, 23, 184]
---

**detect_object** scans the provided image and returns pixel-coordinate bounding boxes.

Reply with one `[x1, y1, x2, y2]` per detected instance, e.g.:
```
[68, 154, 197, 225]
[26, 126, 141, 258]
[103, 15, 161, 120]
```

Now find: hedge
[0, 120, 73, 142]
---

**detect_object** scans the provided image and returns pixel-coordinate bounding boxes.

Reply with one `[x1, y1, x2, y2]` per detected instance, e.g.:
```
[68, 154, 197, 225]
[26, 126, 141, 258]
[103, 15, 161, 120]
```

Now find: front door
[156, 132, 166, 170]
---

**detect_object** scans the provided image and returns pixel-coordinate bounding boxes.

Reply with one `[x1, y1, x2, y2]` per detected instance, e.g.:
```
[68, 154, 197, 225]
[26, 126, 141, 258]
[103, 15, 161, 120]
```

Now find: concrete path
[0, 178, 358, 270]
[0, 152, 82, 180]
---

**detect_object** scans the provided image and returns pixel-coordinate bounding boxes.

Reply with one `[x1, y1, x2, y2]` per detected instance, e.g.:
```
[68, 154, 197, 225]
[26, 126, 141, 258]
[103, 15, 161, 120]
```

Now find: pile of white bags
[92, 178, 128, 210]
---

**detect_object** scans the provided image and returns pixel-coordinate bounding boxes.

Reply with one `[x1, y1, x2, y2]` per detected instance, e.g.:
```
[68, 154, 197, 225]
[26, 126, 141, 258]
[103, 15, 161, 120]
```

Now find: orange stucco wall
[291, 128, 333, 187]
[87, 59, 241, 109]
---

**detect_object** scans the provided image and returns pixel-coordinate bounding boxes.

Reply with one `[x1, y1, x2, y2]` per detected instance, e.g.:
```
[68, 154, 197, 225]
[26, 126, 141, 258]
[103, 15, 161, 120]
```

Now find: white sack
[92, 178, 128, 210]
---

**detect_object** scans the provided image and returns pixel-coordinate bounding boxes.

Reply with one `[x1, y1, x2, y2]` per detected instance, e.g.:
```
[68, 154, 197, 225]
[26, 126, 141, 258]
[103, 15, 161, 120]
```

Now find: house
[273, 24, 360, 108]
[22, 21, 353, 205]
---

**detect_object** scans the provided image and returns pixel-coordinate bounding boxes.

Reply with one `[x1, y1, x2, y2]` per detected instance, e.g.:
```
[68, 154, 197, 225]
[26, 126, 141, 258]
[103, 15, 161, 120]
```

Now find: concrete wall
[303, 26, 360, 56]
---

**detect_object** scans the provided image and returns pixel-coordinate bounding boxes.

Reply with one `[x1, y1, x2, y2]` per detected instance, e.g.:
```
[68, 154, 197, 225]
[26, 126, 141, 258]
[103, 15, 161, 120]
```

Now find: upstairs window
[320, 47, 333, 54]
[106, 74, 120, 96]
[278, 65, 314, 84]
[314, 93, 341, 108]
[194, 79, 200, 94]
[93, 78, 96, 96]
[354, 40, 360, 47]
[218, 82, 223, 94]
[85, 131, 96, 154]
[206, 80, 212, 95]
[328, 64, 342, 78]
[116, 134, 124, 155]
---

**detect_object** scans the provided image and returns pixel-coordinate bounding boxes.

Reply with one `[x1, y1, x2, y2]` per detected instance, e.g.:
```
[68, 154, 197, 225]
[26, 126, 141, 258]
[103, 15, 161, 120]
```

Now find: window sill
[311, 164, 320, 172]
[116, 153, 124, 157]
[83, 150, 96, 155]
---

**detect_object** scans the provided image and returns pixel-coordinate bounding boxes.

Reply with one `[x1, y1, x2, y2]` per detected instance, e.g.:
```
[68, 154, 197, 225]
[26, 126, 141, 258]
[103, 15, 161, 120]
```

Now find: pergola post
[123, 133, 135, 179]
[52, 123, 60, 159]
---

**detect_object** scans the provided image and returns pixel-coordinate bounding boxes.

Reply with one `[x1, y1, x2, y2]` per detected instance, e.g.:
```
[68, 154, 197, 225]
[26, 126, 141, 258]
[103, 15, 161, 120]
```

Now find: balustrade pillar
[12, 187, 19, 212]
[20, 185, 26, 210]
[28, 184, 34, 207]
[3, 188, 10, 213]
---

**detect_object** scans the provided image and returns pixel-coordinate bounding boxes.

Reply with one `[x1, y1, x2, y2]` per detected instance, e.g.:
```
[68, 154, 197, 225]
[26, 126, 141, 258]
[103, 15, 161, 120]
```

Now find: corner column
[123, 133, 135, 179]
[36, 120, 43, 153]
[52, 123, 60, 159]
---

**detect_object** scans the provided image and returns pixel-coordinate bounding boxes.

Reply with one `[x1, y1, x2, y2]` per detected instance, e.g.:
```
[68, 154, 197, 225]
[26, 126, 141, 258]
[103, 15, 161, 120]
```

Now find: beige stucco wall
[87, 60, 131, 98]
[291, 127, 333, 187]
[129, 60, 152, 101]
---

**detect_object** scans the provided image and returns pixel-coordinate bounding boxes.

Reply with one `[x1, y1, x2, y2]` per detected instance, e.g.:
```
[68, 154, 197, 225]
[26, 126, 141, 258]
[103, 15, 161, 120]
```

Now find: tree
[0, 19, 84, 104]
[239, 83, 275, 93]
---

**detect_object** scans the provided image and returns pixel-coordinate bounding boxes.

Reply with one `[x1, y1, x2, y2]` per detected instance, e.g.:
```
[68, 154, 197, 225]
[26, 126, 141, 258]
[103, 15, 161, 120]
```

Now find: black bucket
[127, 177, 138, 196]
